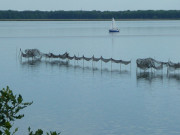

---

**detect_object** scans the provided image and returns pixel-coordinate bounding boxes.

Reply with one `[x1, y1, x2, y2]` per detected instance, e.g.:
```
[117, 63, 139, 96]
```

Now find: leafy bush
[0, 86, 60, 135]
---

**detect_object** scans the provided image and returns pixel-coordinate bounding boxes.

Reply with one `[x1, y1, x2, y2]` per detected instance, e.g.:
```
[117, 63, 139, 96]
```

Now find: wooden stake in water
[92, 55, 94, 69]
[120, 63, 121, 71]
[83, 55, 84, 68]
[92, 58, 93, 68]
[19, 48, 22, 63]
[101, 59, 102, 70]
[77, 53, 79, 64]
[111, 60, 112, 71]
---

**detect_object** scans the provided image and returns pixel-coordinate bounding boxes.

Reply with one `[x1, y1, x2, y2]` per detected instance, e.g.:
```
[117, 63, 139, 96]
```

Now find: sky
[0, 0, 180, 11]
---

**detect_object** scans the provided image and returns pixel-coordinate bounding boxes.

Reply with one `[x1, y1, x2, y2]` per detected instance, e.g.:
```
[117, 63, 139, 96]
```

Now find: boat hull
[109, 29, 119, 32]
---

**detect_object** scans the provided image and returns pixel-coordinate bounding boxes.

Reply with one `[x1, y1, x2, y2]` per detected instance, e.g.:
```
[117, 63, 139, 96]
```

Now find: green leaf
[12, 128, 18, 135]
[4, 121, 12, 129]
[17, 95, 23, 104]
[35, 129, 43, 135]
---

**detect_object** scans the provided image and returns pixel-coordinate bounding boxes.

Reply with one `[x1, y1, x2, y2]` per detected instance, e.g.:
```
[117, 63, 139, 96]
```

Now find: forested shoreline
[0, 10, 180, 20]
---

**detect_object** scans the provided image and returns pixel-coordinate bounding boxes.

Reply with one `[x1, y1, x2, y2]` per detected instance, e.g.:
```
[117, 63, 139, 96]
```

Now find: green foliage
[0, 86, 33, 135]
[0, 10, 180, 19]
[0, 86, 61, 135]
[28, 127, 60, 135]
[28, 127, 43, 135]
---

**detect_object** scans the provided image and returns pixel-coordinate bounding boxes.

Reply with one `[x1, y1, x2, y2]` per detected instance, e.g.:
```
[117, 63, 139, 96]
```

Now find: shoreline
[0, 19, 180, 21]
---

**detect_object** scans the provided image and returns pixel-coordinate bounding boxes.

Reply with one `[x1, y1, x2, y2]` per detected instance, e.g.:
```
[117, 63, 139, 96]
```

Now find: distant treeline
[0, 10, 180, 20]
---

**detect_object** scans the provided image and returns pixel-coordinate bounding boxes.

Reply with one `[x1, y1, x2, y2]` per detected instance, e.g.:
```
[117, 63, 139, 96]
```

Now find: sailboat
[109, 18, 119, 32]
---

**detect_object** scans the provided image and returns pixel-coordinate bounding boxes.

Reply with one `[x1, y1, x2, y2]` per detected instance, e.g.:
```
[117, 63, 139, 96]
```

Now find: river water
[0, 21, 180, 135]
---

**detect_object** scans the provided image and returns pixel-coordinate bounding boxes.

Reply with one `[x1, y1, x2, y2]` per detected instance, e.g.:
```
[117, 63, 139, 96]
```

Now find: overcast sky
[0, 0, 180, 11]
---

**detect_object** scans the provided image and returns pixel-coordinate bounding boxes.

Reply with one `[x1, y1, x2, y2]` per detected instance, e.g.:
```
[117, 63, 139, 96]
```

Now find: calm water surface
[1, 21, 180, 135]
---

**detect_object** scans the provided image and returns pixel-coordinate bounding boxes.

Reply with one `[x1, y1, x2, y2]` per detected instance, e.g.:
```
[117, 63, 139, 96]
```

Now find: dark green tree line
[0, 10, 180, 19]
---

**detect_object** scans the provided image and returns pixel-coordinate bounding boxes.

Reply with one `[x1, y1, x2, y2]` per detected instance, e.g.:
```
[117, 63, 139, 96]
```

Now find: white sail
[110, 18, 117, 29]
[109, 18, 119, 32]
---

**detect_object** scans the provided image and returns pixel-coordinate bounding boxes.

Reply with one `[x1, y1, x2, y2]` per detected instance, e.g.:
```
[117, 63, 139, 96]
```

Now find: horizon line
[1, 9, 180, 12]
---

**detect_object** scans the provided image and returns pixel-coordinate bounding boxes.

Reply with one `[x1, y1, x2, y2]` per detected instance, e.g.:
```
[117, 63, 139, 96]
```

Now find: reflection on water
[167, 74, 180, 81]
[137, 72, 163, 80]
[20, 59, 180, 82]
[20, 59, 131, 76]
[136, 71, 180, 85]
